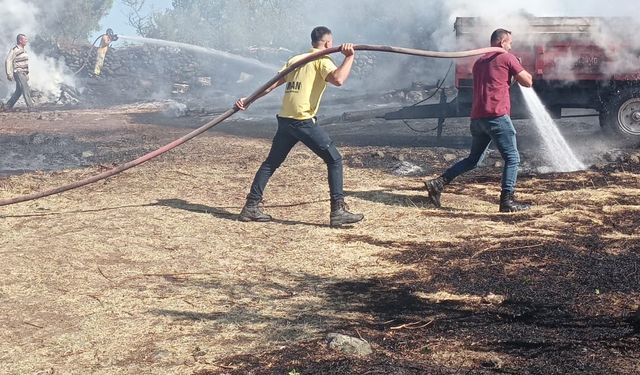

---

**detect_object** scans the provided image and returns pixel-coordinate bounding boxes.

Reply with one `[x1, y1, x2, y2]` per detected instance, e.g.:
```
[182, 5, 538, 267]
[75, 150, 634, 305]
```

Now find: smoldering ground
[0, 2, 640, 375]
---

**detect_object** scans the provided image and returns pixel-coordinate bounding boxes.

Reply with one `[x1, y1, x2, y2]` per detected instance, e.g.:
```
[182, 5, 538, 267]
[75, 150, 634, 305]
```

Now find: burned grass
[204, 152, 640, 375]
[218, 233, 640, 374]
[0, 108, 639, 374]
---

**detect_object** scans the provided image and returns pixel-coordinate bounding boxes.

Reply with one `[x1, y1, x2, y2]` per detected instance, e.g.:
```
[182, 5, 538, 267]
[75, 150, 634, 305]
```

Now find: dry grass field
[0, 107, 638, 374]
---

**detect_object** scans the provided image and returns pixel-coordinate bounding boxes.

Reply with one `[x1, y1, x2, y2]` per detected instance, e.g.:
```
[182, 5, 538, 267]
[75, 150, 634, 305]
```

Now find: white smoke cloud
[0, 0, 76, 103]
[287, 0, 640, 90]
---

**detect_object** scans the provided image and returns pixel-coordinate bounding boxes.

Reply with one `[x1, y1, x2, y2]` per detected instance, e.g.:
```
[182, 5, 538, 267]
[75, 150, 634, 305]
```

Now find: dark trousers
[6, 72, 33, 109]
[247, 116, 344, 202]
[442, 115, 520, 193]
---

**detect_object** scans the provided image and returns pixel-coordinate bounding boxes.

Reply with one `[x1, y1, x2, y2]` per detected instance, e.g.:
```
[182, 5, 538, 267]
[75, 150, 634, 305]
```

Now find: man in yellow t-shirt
[235, 26, 363, 228]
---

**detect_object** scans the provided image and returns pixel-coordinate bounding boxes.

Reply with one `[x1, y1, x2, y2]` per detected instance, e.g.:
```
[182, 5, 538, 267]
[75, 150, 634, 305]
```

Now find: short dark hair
[311, 26, 332, 45]
[490, 29, 511, 45]
[16, 34, 26, 44]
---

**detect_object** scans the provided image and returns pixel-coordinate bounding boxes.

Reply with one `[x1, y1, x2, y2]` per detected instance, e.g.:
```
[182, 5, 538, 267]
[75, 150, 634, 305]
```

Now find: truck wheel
[600, 88, 640, 137]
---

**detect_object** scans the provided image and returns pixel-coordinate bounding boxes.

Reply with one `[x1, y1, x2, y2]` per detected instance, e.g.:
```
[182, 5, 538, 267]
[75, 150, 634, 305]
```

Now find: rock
[483, 293, 506, 305]
[603, 149, 625, 162]
[192, 346, 207, 357]
[35, 369, 54, 375]
[391, 161, 424, 176]
[163, 101, 188, 117]
[443, 153, 458, 162]
[628, 154, 640, 164]
[152, 349, 172, 361]
[405, 90, 425, 102]
[372, 151, 385, 158]
[81, 151, 94, 158]
[327, 333, 372, 356]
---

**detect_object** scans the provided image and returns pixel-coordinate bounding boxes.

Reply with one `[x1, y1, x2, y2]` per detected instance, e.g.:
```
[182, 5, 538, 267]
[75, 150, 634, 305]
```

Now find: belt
[277, 115, 317, 123]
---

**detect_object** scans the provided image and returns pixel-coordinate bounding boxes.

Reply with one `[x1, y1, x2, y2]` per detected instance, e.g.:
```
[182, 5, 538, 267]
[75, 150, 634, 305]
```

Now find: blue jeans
[442, 115, 520, 193]
[247, 116, 344, 201]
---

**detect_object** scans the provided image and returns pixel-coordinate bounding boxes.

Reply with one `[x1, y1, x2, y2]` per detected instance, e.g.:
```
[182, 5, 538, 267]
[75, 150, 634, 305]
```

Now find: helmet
[105, 28, 118, 41]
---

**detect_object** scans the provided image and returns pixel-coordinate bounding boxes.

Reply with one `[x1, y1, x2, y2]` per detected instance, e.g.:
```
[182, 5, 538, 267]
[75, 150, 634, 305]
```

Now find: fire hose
[74, 29, 119, 75]
[0, 45, 505, 207]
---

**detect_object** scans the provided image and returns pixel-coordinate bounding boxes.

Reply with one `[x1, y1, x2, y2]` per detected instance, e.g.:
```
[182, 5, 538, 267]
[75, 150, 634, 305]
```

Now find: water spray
[117, 35, 278, 72]
[520, 86, 585, 172]
[0, 44, 505, 207]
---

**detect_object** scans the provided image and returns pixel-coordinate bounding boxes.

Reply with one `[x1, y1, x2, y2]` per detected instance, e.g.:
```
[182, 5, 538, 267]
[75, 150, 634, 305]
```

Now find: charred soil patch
[1, 107, 639, 374]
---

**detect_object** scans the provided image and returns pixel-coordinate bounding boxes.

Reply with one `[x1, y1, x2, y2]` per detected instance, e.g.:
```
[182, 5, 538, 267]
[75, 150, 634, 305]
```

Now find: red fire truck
[384, 17, 640, 137]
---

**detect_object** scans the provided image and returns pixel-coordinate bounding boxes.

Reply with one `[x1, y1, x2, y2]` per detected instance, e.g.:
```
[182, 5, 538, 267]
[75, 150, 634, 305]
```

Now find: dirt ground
[0, 104, 639, 375]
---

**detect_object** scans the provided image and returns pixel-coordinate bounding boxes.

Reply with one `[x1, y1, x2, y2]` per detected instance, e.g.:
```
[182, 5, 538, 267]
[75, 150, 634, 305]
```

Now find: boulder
[327, 333, 372, 356]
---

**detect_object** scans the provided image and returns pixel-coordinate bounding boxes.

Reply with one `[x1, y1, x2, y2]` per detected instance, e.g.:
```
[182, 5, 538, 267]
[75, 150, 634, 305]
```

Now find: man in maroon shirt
[424, 29, 533, 212]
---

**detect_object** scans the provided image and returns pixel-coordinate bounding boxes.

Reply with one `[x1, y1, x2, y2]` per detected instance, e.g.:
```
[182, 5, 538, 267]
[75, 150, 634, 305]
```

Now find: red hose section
[0, 45, 505, 207]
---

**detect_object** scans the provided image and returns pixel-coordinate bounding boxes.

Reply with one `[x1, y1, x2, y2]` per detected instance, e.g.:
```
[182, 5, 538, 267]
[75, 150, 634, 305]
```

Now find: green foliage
[35, 0, 114, 42]
[142, 0, 304, 50]
[288, 370, 301, 375]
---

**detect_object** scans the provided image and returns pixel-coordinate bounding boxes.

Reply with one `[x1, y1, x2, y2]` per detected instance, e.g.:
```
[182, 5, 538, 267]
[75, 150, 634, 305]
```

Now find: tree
[133, 0, 304, 50]
[122, 0, 155, 36]
[35, 0, 114, 43]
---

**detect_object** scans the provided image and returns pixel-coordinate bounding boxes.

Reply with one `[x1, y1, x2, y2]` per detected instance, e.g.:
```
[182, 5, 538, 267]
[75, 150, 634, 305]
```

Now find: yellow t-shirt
[278, 49, 338, 120]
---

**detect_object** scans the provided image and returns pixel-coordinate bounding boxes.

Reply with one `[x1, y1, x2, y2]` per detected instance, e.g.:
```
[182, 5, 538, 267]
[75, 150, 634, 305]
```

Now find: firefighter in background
[4, 33, 33, 111]
[93, 29, 117, 76]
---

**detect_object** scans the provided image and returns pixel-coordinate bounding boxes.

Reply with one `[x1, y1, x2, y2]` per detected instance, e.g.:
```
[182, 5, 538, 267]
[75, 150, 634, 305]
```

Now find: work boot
[239, 199, 272, 222]
[330, 199, 364, 227]
[499, 191, 530, 213]
[424, 176, 447, 208]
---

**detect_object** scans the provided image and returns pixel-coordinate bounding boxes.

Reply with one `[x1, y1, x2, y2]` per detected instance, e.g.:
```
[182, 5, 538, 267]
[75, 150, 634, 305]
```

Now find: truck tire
[600, 88, 640, 137]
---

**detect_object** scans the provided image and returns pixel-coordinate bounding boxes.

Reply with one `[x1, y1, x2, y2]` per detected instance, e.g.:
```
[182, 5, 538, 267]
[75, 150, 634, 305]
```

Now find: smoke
[297, 1, 451, 90]
[124, 0, 638, 96]
[439, 1, 640, 78]
[284, 0, 640, 90]
[0, 0, 76, 103]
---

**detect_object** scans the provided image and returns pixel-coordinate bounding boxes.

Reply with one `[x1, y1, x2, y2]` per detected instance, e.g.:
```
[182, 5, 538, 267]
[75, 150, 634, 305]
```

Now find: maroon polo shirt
[470, 52, 524, 120]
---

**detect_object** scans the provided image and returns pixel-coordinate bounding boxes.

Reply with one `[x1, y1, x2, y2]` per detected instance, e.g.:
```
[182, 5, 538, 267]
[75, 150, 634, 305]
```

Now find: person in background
[424, 28, 533, 212]
[94, 28, 115, 76]
[4, 33, 33, 111]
